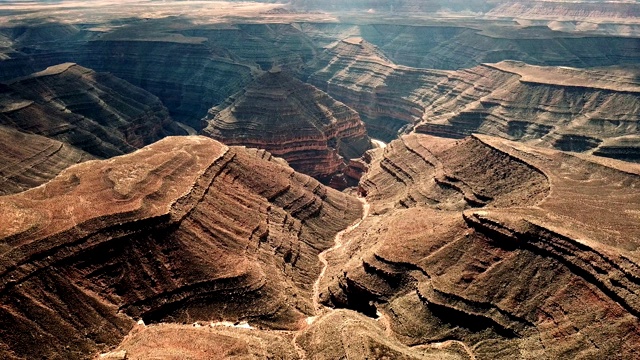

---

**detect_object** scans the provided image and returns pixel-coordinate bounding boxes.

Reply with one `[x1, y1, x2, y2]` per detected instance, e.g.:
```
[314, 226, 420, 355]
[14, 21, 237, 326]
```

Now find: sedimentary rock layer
[416, 61, 640, 161]
[203, 69, 371, 183]
[309, 39, 640, 160]
[0, 136, 362, 359]
[319, 133, 640, 359]
[0, 63, 184, 158]
[300, 23, 640, 70]
[308, 37, 449, 140]
[0, 125, 94, 195]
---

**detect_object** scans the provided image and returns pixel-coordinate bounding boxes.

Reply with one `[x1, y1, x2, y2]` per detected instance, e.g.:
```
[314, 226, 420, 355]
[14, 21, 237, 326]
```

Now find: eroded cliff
[318, 133, 640, 359]
[203, 69, 372, 185]
[0, 136, 362, 359]
[0, 63, 185, 158]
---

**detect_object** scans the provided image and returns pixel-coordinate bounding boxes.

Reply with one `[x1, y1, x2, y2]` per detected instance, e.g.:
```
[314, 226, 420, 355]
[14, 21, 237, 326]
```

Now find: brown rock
[202, 70, 372, 185]
[320, 133, 640, 359]
[0, 63, 185, 158]
[0, 125, 95, 195]
[0, 136, 362, 359]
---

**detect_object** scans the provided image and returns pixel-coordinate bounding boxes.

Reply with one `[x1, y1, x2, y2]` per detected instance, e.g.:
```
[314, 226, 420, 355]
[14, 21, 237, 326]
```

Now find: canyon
[0, 1, 638, 359]
[202, 69, 371, 185]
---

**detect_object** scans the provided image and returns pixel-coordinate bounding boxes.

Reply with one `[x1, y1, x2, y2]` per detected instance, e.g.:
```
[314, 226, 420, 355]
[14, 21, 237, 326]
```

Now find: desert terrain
[0, 1, 639, 359]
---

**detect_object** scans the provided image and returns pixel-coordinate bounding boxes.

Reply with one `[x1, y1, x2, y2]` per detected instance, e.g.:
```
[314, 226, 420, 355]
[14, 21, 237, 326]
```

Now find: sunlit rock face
[320, 133, 640, 360]
[202, 69, 372, 185]
[0, 136, 362, 359]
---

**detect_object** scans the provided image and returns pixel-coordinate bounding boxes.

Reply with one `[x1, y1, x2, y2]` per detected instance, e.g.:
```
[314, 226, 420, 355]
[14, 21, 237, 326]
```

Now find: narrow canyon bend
[0, 1, 639, 359]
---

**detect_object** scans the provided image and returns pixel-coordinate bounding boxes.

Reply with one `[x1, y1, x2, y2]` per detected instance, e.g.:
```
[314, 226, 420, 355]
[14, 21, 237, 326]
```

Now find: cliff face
[0, 136, 362, 359]
[0, 125, 95, 196]
[310, 39, 640, 161]
[0, 63, 185, 158]
[308, 37, 449, 141]
[318, 133, 640, 359]
[416, 61, 640, 162]
[203, 70, 372, 184]
[300, 23, 640, 70]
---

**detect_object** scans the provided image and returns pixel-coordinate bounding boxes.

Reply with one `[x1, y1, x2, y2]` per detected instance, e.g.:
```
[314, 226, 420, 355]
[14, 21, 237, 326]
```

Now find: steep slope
[203, 69, 372, 185]
[318, 133, 640, 359]
[0, 63, 185, 158]
[308, 37, 450, 141]
[0, 136, 362, 359]
[416, 61, 640, 161]
[0, 125, 94, 195]
[309, 39, 640, 160]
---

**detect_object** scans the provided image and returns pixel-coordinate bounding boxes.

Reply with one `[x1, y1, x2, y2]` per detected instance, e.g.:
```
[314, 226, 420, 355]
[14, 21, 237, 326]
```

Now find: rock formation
[416, 61, 640, 162]
[308, 37, 448, 140]
[0, 136, 362, 359]
[0, 63, 185, 158]
[202, 69, 372, 185]
[318, 133, 640, 359]
[310, 39, 640, 161]
[0, 125, 94, 195]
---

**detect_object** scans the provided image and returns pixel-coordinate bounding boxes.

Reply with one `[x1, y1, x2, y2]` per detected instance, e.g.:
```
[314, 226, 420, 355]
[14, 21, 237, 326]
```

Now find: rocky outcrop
[299, 23, 640, 71]
[83, 37, 254, 130]
[308, 37, 449, 141]
[0, 125, 94, 195]
[318, 133, 640, 359]
[310, 42, 640, 160]
[203, 69, 372, 185]
[0, 136, 362, 359]
[0, 63, 185, 158]
[416, 61, 640, 161]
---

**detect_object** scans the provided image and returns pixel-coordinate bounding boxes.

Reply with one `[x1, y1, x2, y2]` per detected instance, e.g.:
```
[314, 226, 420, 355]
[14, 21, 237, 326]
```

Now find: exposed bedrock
[0, 125, 95, 196]
[300, 23, 640, 70]
[82, 39, 254, 130]
[416, 61, 640, 161]
[0, 136, 363, 359]
[0, 63, 185, 158]
[309, 39, 640, 160]
[308, 37, 448, 141]
[318, 133, 640, 359]
[0, 21, 317, 129]
[202, 69, 372, 186]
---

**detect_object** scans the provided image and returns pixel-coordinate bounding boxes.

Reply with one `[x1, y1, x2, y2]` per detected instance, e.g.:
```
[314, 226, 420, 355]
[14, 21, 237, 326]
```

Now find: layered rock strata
[308, 37, 449, 141]
[0, 125, 94, 195]
[0, 136, 362, 359]
[202, 69, 372, 184]
[416, 61, 640, 161]
[318, 133, 640, 359]
[310, 39, 640, 160]
[0, 63, 184, 158]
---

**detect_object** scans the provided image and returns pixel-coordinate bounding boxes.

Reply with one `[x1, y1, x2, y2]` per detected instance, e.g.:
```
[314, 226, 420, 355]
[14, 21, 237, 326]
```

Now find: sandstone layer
[203, 70, 371, 184]
[0, 63, 185, 158]
[309, 39, 640, 161]
[318, 133, 640, 359]
[0, 125, 94, 195]
[0, 136, 362, 359]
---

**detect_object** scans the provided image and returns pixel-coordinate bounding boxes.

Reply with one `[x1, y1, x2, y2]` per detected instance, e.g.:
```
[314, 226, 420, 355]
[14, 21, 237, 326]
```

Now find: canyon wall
[309, 39, 640, 161]
[0, 136, 362, 359]
[318, 133, 640, 359]
[0, 63, 184, 158]
[203, 69, 371, 185]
